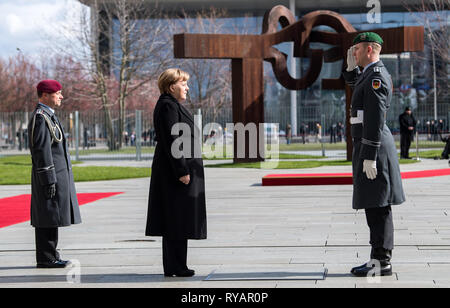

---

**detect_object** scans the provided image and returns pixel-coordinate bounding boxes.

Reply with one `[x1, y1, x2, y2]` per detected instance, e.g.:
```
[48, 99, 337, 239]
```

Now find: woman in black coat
[146, 68, 207, 277]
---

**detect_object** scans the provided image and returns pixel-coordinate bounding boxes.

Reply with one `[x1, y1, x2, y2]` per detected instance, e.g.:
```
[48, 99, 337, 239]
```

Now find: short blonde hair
[364, 42, 382, 54]
[158, 68, 190, 94]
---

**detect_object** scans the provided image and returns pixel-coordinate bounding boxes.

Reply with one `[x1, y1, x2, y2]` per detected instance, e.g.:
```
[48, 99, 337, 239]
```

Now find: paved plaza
[0, 158, 449, 288]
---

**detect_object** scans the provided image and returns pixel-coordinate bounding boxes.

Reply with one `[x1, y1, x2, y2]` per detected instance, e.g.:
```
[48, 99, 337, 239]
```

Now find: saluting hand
[346, 46, 357, 72]
[179, 174, 190, 185]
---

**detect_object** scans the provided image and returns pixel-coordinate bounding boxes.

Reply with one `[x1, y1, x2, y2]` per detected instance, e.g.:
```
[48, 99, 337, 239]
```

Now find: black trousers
[162, 237, 188, 274]
[35, 227, 59, 263]
[365, 206, 394, 252]
[400, 133, 412, 158]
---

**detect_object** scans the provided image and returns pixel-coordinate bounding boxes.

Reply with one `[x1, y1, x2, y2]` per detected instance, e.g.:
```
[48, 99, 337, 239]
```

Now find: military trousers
[365, 206, 394, 251]
[35, 227, 60, 263]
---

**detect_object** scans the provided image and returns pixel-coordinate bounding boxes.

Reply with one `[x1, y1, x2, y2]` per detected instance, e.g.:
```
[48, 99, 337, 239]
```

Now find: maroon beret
[36, 80, 62, 93]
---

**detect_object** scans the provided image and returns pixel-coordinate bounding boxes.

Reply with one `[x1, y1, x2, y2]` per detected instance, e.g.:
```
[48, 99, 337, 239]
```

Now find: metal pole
[289, 0, 297, 136]
[431, 44, 438, 121]
[195, 109, 202, 158]
[321, 113, 326, 157]
[136, 110, 142, 161]
[75, 111, 79, 161]
[415, 129, 420, 161]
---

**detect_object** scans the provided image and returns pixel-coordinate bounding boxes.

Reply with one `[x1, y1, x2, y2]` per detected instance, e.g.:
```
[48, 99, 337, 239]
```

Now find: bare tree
[49, 0, 172, 150]
[0, 53, 43, 113]
[403, 0, 449, 120]
[169, 8, 236, 124]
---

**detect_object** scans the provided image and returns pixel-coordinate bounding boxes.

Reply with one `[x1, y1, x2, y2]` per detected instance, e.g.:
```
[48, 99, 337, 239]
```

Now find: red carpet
[0, 192, 123, 229]
[262, 168, 450, 186]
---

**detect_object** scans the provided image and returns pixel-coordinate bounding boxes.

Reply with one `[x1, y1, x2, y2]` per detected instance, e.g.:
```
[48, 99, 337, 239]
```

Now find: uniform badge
[372, 79, 381, 90]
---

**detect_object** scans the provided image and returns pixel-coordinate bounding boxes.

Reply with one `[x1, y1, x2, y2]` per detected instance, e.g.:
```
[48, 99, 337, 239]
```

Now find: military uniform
[28, 81, 81, 267]
[343, 61, 405, 211]
[342, 32, 405, 276]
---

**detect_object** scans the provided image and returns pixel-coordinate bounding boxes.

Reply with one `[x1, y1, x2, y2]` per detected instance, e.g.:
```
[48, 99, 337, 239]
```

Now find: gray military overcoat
[343, 60, 405, 209]
[28, 104, 81, 227]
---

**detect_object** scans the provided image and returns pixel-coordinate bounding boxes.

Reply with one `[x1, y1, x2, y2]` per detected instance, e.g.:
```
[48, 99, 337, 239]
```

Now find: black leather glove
[44, 184, 56, 200]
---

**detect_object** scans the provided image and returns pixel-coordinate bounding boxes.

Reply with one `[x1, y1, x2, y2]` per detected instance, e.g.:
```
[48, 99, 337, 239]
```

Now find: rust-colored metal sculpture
[174, 5, 424, 162]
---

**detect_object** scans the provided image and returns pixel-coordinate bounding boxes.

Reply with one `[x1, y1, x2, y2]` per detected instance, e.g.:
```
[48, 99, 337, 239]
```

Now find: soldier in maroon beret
[28, 80, 81, 268]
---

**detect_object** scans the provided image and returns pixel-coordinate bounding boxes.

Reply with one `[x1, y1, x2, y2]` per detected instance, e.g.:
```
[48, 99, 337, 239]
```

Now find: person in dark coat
[337, 122, 344, 142]
[440, 134, 450, 160]
[146, 68, 207, 277]
[399, 107, 416, 159]
[343, 33, 405, 277]
[330, 123, 337, 144]
[28, 80, 81, 268]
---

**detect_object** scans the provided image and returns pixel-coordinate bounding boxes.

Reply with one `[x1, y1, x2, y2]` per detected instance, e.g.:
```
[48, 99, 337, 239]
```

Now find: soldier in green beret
[342, 32, 405, 277]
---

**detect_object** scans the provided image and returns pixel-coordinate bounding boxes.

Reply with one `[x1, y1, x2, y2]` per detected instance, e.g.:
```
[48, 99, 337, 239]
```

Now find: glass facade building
[85, 0, 449, 137]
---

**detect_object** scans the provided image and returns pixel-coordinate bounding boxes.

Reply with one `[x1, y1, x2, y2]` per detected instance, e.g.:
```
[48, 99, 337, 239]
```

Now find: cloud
[0, 0, 86, 59]
[6, 14, 26, 35]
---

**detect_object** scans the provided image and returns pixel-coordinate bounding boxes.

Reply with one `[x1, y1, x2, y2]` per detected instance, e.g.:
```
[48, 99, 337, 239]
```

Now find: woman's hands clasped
[179, 174, 190, 185]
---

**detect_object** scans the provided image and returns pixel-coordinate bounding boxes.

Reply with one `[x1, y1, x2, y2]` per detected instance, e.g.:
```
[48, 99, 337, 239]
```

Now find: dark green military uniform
[343, 61, 405, 210]
[342, 32, 406, 276]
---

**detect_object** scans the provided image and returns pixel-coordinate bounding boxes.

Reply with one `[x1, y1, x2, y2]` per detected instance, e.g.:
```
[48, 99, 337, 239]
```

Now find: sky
[0, 0, 86, 59]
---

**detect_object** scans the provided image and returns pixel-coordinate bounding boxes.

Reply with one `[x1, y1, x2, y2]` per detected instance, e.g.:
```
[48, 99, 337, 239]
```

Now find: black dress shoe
[36, 260, 71, 269]
[351, 260, 392, 277]
[164, 269, 195, 277]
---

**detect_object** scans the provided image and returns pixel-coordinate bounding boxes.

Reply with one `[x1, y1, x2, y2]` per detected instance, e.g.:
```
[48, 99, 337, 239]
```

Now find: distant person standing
[399, 107, 416, 159]
[330, 123, 337, 144]
[337, 122, 344, 142]
[431, 120, 438, 141]
[83, 127, 89, 150]
[315, 123, 322, 143]
[438, 119, 444, 135]
[131, 131, 136, 146]
[286, 124, 292, 145]
[300, 123, 306, 144]
[440, 134, 450, 160]
[28, 80, 81, 268]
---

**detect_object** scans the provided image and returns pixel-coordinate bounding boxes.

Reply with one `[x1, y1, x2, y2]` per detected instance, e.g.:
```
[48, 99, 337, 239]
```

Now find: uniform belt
[350, 117, 363, 124]
[350, 110, 364, 125]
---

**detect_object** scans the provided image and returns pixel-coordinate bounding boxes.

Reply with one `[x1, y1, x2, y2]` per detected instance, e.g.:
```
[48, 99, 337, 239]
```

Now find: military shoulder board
[373, 67, 381, 73]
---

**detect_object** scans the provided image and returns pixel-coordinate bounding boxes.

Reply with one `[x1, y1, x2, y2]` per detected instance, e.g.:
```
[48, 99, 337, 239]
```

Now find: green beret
[353, 32, 383, 45]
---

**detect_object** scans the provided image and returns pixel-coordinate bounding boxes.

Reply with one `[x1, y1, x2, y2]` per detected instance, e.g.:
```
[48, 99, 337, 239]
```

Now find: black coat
[343, 61, 405, 210]
[399, 112, 416, 135]
[146, 94, 207, 240]
[28, 104, 81, 228]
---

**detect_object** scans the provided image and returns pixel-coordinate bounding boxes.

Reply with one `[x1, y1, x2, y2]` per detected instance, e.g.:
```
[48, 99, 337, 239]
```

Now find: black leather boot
[351, 248, 392, 277]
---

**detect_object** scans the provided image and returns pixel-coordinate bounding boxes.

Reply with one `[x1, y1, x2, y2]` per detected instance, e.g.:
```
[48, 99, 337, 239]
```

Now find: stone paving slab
[0, 158, 449, 288]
